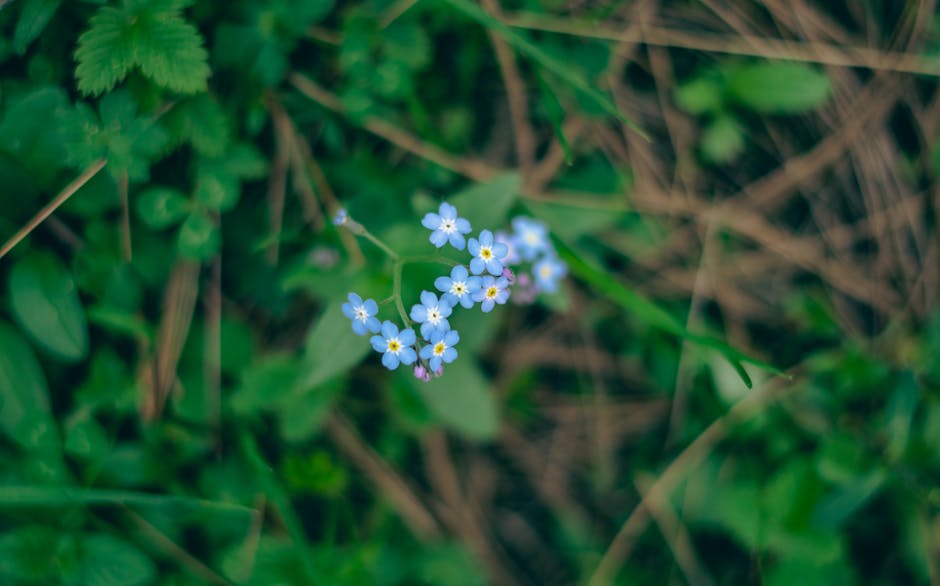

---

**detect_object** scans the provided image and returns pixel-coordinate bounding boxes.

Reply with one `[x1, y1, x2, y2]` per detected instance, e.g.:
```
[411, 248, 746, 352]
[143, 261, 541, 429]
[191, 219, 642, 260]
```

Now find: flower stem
[359, 227, 399, 261]
[401, 254, 459, 267]
[392, 260, 411, 328]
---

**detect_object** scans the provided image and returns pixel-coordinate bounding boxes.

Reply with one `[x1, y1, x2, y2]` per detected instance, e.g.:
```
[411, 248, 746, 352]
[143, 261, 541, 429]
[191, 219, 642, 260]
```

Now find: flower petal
[468, 238, 480, 256]
[469, 258, 485, 275]
[492, 242, 508, 259]
[371, 335, 387, 352]
[434, 276, 452, 293]
[352, 320, 367, 336]
[439, 202, 457, 220]
[455, 218, 471, 233]
[448, 233, 466, 251]
[382, 351, 400, 370]
[381, 321, 397, 338]
[341, 303, 356, 319]
[429, 356, 442, 372]
[366, 317, 382, 333]
[429, 230, 448, 248]
[444, 330, 460, 346]
[421, 213, 441, 230]
[420, 344, 433, 359]
[410, 304, 427, 322]
[399, 328, 416, 345]
[348, 292, 363, 306]
[421, 291, 438, 307]
[442, 347, 458, 363]
[479, 230, 493, 246]
[400, 347, 417, 364]
[459, 295, 474, 308]
[452, 265, 468, 281]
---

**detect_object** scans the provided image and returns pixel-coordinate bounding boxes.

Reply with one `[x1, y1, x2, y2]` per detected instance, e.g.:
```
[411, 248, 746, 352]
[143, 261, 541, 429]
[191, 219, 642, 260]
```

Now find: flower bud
[413, 364, 431, 382]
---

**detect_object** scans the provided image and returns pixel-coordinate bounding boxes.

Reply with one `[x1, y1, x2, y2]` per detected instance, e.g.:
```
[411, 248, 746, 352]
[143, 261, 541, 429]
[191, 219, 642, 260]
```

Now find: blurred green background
[1, 0, 939, 584]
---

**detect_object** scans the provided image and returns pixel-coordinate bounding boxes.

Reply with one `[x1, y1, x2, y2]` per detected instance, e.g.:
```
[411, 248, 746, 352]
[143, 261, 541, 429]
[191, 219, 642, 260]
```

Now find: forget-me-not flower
[512, 217, 550, 261]
[419, 330, 459, 372]
[421, 202, 472, 250]
[341, 292, 381, 335]
[370, 321, 417, 370]
[409, 291, 453, 339]
[434, 265, 481, 309]
[495, 231, 520, 266]
[533, 256, 567, 294]
[472, 275, 510, 312]
[468, 230, 508, 276]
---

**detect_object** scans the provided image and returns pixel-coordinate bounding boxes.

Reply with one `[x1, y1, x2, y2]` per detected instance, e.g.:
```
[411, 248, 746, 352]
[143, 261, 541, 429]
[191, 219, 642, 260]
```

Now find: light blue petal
[496, 290, 510, 303]
[399, 328, 416, 345]
[479, 230, 493, 246]
[480, 299, 494, 313]
[366, 317, 381, 333]
[422, 213, 441, 230]
[448, 233, 466, 250]
[468, 239, 480, 256]
[438, 301, 452, 317]
[400, 347, 417, 365]
[420, 290, 437, 307]
[420, 344, 433, 359]
[429, 356, 442, 372]
[459, 295, 474, 308]
[439, 202, 457, 220]
[444, 330, 460, 346]
[429, 230, 448, 248]
[455, 218, 471, 233]
[382, 352, 400, 370]
[442, 293, 459, 306]
[410, 304, 427, 322]
[352, 320, 367, 336]
[442, 347, 458, 363]
[492, 242, 508, 258]
[420, 322, 433, 340]
[452, 265, 468, 281]
[470, 258, 485, 275]
[341, 303, 356, 319]
[363, 299, 378, 315]
[381, 321, 397, 338]
[371, 335, 387, 352]
[486, 260, 502, 276]
[434, 276, 452, 292]
[466, 276, 482, 290]
[348, 292, 363, 306]
[495, 277, 509, 288]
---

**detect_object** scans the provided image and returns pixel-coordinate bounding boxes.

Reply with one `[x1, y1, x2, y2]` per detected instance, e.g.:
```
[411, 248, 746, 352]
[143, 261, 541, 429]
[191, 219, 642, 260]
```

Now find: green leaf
[296, 302, 373, 393]
[79, 533, 155, 586]
[447, 172, 520, 231]
[553, 236, 783, 386]
[75, 0, 210, 95]
[674, 73, 724, 115]
[13, 0, 63, 55]
[0, 87, 69, 183]
[726, 62, 832, 114]
[0, 525, 61, 583]
[9, 254, 89, 361]
[0, 485, 256, 515]
[60, 91, 168, 181]
[700, 114, 745, 164]
[884, 372, 918, 462]
[0, 323, 51, 447]
[177, 210, 220, 260]
[162, 93, 230, 157]
[414, 360, 499, 440]
[136, 186, 189, 229]
[811, 470, 886, 530]
[383, 19, 431, 70]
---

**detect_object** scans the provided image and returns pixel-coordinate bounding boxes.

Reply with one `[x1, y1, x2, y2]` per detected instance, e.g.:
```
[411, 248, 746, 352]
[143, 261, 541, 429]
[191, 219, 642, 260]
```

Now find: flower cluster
[337, 202, 566, 379]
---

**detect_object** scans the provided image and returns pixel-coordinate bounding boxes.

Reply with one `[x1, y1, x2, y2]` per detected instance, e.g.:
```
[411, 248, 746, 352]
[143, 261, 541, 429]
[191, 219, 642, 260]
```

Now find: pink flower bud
[413, 364, 431, 382]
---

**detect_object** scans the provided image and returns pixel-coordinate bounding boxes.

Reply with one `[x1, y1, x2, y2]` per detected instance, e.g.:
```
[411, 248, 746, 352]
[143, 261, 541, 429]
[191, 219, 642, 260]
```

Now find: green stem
[358, 227, 399, 261]
[401, 254, 460, 267]
[392, 260, 411, 328]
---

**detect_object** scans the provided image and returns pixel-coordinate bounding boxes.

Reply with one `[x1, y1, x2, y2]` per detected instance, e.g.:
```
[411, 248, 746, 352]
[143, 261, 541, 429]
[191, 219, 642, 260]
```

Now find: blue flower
[333, 208, 348, 226]
[468, 230, 508, 276]
[495, 231, 520, 266]
[534, 256, 567, 293]
[434, 265, 481, 309]
[421, 202, 472, 250]
[370, 321, 417, 370]
[472, 275, 510, 312]
[341, 292, 381, 335]
[511, 217, 549, 261]
[409, 291, 453, 339]
[419, 330, 460, 372]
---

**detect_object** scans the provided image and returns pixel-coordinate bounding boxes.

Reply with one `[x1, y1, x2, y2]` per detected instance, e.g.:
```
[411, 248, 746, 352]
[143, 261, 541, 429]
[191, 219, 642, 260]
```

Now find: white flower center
[524, 231, 539, 246]
[386, 338, 402, 354]
[480, 246, 493, 261]
[450, 281, 467, 297]
[354, 306, 369, 321]
[485, 286, 498, 299]
[433, 341, 447, 356]
[427, 308, 441, 325]
[440, 219, 456, 234]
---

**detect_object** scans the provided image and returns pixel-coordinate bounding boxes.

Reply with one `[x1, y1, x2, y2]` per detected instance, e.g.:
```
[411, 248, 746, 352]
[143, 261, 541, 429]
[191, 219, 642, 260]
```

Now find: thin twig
[265, 95, 292, 265]
[0, 159, 107, 261]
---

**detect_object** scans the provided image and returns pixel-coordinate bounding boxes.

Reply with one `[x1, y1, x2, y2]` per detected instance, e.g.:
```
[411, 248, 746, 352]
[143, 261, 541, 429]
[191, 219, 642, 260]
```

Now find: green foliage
[75, 0, 210, 95]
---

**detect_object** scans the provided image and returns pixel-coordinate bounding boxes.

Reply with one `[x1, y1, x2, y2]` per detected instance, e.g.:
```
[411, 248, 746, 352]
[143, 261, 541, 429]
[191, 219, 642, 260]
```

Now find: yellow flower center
[387, 339, 402, 353]
[480, 247, 493, 260]
[540, 265, 553, 279]
[433, 341, 446, 356]
[486, 286, 498, 299]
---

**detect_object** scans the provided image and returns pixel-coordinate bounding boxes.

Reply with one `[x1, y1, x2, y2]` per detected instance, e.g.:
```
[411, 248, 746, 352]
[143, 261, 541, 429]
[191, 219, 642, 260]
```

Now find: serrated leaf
[137, 186, 189, 229]
[177, 210, 220, 260]
[0, 321, 52, 447]
[79, 533, 155, 586]
[75, 0, 209, 95]
[726, 62, 831, 114]
[162, 93, 230, 156]
[8, 254, 89, 361]
[413, 360, 499, 440]
[13, 0, 63, 54]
